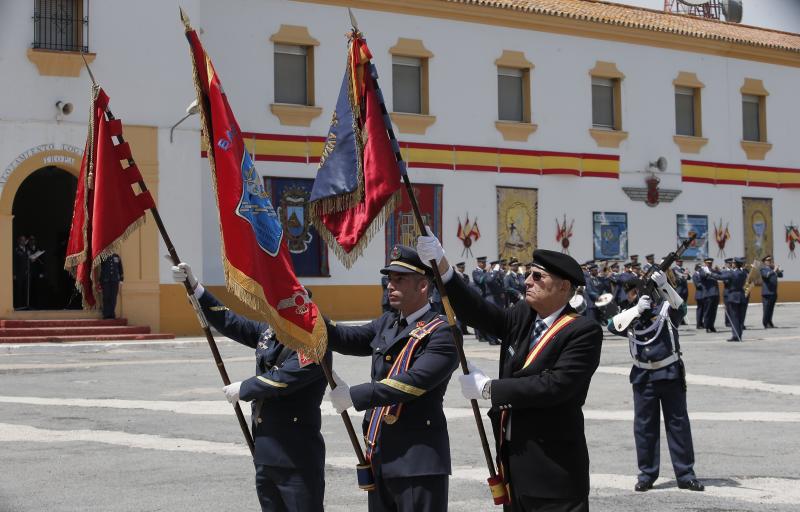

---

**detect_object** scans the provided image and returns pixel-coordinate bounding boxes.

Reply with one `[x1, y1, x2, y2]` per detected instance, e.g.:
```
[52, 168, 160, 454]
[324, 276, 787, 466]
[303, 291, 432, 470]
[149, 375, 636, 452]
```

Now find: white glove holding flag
[328, 370, 353, 414]
[651, 271, 667, 288]
[416, 226, 445, 266]
[459, 361, 491, 401]
[636, 295, 652, 315]
[223, 381, 241, 404]
[172, 262, 198, 291]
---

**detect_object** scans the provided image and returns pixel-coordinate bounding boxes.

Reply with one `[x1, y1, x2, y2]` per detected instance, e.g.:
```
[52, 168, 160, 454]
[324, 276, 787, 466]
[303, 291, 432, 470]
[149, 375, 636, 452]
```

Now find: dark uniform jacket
[692, 270, 705, 301]
[325, 309, 459, 479]
[760, 267, 783, 296]
[445, 275, 603, 499]
[714, 268, 747, 304]
[484, 269, 506, 306]
[100, 254, 124, 283]
[673, 266, 689, 300]
[700, 269, 720, 298]
[612, 271, 635, 304]
[199, 290, 328, 469]
[472, 268, 488, 296]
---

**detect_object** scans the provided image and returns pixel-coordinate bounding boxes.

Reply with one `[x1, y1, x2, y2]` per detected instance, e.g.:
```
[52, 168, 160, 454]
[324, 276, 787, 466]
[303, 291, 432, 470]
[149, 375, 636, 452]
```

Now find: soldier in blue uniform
[171, 262, 329, 512]
[100, 253, 124, 319]
[691, 264, 705, 329]
[672, 259, 689, 325]
[503, 258, 526, 307]
[699, 258, 719, 333]
[325, 245, 459, 512]
[455, 262, 471, 335]
[712, 258, 747, 341]
[481, 259, 505, 345]
[721, 258, 733, 327]
[583, 264, 606, 325]
[608, 272, 704, 493]
[612, 262, 636, 307]
[760, 255, 783, 328]
[471, 256, 491, 343]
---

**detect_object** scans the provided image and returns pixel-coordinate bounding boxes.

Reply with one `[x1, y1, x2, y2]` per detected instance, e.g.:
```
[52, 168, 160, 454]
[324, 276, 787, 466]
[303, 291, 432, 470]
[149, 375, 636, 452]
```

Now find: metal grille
[32, 0, 88, 53]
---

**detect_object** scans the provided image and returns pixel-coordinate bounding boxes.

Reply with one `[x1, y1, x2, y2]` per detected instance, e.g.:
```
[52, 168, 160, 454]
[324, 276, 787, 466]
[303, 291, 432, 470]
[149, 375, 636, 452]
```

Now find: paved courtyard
[1, 302, 798, 511]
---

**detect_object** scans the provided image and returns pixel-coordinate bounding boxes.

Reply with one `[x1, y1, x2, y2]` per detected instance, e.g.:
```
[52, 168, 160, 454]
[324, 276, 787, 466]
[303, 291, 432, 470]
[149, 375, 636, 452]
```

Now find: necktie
[528, 319, 548, 352]
[396, 317, 408, 336]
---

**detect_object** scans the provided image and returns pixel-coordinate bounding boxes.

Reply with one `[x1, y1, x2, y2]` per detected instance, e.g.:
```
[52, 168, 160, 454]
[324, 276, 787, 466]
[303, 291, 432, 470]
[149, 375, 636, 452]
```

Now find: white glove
[636, 295, 652, 314]
[493, 264, 501, 272]
[702, 266, 711, 274]
[416, 226, 445, 266]
[459, 360, 491, 401]
[328, 370, 353, 414]
[223, 381, 241, 404]
[172, 262, 198, 290]
[651, 271, 667, 288]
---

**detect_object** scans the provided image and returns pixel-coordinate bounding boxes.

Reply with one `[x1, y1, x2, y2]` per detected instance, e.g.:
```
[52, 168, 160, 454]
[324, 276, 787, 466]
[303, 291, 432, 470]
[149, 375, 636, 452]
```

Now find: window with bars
[32, 0, 88, 53]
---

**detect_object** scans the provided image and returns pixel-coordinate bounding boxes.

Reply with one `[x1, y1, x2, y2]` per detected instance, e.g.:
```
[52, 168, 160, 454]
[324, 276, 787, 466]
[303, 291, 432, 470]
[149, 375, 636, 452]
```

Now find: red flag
[182, 11, 326, 359]
[64, 87, 155, 308]
[457, 218, 464, 241]
[470, 218, 481, 241]
[308, 31, 402, 268]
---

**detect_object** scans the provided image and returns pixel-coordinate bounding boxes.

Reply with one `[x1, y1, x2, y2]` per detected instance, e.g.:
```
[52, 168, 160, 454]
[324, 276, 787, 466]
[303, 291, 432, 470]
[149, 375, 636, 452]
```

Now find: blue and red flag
[309, 31, 401, 268]
[182, 10, 326, 360]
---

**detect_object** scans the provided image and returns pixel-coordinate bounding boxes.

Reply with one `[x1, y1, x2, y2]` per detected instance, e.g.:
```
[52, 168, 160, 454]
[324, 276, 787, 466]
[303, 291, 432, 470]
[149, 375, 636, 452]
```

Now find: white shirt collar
[401, 303, 431, 325]
[536, 305, 566, 329]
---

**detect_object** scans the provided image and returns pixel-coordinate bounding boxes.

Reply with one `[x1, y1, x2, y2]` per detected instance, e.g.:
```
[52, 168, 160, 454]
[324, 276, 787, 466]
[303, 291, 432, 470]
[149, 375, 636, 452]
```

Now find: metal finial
[81, 53, 97, 86]
[348, 8, 359, 31]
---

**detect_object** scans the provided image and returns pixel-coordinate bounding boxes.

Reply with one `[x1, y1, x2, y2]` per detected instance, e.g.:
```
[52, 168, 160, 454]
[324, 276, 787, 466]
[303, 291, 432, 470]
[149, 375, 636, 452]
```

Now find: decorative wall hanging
[742, 197, 773, 263]
[457, 214, 481, 257]
[497, 187, 537, 263]
[676, 214, 708, 260]
[555, 214, 574, 254]
[593, 212, 628, 260]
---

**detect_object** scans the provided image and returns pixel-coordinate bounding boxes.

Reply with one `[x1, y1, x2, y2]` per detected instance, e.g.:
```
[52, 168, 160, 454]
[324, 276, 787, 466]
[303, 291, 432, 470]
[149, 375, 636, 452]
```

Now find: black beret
[381, 245, 432, 277]
[531, 249, 585, 286]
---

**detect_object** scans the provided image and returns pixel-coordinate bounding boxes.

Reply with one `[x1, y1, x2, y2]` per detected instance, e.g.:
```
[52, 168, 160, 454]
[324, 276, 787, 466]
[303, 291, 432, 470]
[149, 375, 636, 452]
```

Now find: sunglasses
[529, 271, 549, 281]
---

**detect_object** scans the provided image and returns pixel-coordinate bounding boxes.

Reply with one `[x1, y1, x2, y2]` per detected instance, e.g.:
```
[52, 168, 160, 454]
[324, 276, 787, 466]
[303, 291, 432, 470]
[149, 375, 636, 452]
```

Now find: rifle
[613, 233, 696, 331]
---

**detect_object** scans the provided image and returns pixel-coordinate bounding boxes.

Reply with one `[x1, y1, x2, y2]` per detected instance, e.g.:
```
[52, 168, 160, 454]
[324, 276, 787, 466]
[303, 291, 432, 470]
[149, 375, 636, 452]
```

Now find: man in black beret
[417, 233, 602, 512]
[324, 244, 459, 511]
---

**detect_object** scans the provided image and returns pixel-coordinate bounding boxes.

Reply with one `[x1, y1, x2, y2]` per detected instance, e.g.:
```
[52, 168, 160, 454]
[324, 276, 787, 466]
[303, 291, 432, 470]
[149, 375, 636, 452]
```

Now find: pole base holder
[488, 475, 509, 505]
[357, 463, 375, 491]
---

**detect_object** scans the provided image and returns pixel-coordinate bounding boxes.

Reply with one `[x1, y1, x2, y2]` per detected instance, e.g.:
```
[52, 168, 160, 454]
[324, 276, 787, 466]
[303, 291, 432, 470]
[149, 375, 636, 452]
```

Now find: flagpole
[82, 56, 255, 457]
[364, 57, 508, 504]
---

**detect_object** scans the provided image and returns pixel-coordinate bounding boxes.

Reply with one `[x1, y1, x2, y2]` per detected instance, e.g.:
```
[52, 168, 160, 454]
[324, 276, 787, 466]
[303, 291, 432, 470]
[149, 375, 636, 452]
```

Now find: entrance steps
[0, 318, 174, 344]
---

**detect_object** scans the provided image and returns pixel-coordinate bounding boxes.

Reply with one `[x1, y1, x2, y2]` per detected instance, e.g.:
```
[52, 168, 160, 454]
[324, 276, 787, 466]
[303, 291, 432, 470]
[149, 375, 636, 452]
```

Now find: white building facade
[1, 0, 798, 333]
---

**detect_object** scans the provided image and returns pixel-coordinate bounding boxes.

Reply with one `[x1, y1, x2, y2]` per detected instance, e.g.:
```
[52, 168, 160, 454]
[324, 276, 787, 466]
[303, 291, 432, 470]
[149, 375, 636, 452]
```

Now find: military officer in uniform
[721, 258, 733, 327]
[504, 258, 526, 307]
[455, 262, 471, 335]
[700, 258, 719, 332]
[612, 262, 636, 307]
[691, 264, 705, 329]
[760, 255, 783, 328]
[99, 253, 124, 319]
[171, 262, 329, 512]
[607, 273, 704, 493]
[418, 231, 603, 512]
[472, 256, 491, 343]
[325, 245, 459, 512]
[583, 264, 605, 325]
[712, 258, 747, 341]
[482, 259, 506, 345]
[672, 259, 689, 325]
[642, 253, 656, 273]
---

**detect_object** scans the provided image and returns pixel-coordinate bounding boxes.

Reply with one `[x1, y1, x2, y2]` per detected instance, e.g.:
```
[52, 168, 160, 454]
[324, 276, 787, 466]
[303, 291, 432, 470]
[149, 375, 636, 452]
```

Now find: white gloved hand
[328, 370, 353, 414]
[636, 295, 652, 315]
[416, 226, 445, 267]
[651, 271, 667, 288]
[702, 265, 711, 274]
[223, 381, 241, 404]
[459, 360, 491, 401]
[172, 262, 198, 290]
[493, 264, 501, 272]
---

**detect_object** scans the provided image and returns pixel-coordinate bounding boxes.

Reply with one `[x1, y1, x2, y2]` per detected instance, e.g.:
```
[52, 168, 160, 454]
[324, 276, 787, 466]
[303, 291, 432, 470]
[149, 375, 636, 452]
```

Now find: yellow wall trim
[589, 128, 628, 148]
[296, 1, 800, 68]
[495, 50, 532, 69]
[673, 71, 704, 89]
[390, 112, 436, 135]
[673, 135, 708, 154]
[740, 140, 773, 160]
[740, 78, 769, 96]
[270, 104, 323, 126]
[26, 49, 96, 77]
[589, 61, 625, 79]
[495, 121, 537, 141]
[269, 25, 320, 46]
[389, 37, 433, 58]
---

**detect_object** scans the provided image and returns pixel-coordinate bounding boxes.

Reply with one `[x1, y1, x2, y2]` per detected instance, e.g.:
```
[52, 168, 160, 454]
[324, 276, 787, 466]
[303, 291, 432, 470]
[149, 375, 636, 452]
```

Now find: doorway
[12, 166, 79, 310]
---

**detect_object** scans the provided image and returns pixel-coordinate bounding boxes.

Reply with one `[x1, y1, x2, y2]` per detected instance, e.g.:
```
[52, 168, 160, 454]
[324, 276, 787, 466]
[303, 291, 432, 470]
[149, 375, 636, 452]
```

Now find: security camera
[56, 101, 73, 116]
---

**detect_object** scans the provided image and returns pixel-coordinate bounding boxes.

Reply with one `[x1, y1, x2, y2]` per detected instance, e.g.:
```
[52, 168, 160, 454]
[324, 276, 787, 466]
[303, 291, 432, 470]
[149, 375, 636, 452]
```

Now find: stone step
[0, 333, 176, 344]
[0, 326, 150, 337]
[0, 318, 128, 328]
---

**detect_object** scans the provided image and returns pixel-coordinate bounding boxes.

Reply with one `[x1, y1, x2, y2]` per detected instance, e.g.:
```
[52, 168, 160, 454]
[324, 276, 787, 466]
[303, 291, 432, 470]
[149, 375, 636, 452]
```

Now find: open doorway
[12, 166, 80, 310]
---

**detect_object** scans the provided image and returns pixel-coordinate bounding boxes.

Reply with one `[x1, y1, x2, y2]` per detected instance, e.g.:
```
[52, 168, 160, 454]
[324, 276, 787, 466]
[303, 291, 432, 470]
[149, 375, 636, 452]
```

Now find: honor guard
[760, 255, 783, 328]
[721, 258, 733, 327]
[691, 264, 705, 329]
[699, 258, 719, 332]
[608, 273, 704, 493]
[503, 258, 526, 306]
[642, 253, 655, 273]
[630, 254, 640, 266]
[99, 253, 124, 319]
[472, 256, 493, 343]
[486, 259, 507, 308]
[171, 262, 329, 512]
[583, 264, 606, 325]
[325, 245, 459, 512]
[712, 258, 747, 341]
[612, 262, 636, 307]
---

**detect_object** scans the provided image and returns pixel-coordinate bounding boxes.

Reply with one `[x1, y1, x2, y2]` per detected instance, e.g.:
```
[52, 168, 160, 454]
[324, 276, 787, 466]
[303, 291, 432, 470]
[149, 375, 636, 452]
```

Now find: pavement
[0, 302, 798, 511]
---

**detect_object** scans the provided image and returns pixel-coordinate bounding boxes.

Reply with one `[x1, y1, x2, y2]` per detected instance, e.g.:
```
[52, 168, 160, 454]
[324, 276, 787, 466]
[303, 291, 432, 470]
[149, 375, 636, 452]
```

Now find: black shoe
[726, 337, 741, 342]
[742, 326, 747, 330]
[709, 327, 717, 333]
[634, 481, 653, 492]
[768, 323, 776, 328]
[678, 479, 705, 492]
[763, 324, 769, 329]
[696, 325, 703, 329]
[489, 340, 500, 346]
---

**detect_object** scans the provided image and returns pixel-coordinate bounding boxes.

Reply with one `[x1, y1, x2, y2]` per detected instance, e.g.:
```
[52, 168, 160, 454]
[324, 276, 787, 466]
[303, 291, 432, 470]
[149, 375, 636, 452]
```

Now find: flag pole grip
[104, 109, 255, 457]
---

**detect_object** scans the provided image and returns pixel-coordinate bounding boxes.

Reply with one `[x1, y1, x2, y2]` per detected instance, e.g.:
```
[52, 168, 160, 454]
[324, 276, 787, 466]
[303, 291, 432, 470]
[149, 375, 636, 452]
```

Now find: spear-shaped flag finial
[348, 8, 359, 31]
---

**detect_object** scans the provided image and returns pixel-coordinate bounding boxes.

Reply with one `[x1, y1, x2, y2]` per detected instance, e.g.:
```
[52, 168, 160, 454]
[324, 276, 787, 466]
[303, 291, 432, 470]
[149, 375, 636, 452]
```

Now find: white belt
[632, 353, 679, 370]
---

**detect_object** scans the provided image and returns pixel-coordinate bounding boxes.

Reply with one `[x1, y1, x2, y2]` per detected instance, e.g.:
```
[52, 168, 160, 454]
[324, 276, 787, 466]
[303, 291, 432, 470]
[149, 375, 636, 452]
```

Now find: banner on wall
[742, 197, 773, 263]
[676, 214, 709, 260]
[496, 187, 538, 263]
[385, 183, 442, 262]
[593, 212, 628, 260]
[264, 177, 329, 277]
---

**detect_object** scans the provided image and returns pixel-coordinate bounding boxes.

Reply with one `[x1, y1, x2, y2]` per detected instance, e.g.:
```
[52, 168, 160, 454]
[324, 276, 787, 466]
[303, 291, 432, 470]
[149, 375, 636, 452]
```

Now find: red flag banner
[64, 86, 155, 308]
[182, 11, 326, 359]
[308, 31, 401, 268]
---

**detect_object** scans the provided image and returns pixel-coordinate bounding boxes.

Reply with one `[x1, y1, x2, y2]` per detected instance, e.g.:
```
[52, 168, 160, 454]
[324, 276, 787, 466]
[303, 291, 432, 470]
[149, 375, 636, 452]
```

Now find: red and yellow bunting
[202, 132, 621, 179]
[682, 159, 800, 188]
